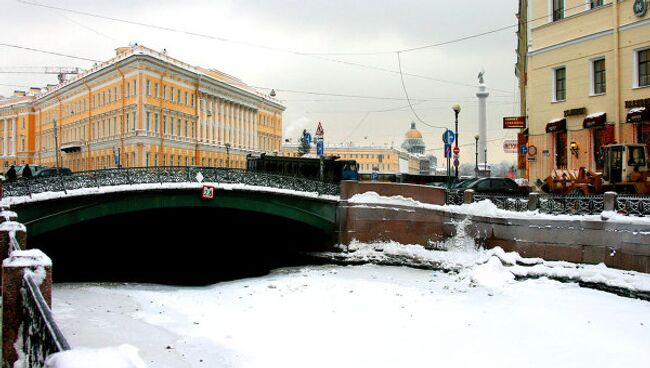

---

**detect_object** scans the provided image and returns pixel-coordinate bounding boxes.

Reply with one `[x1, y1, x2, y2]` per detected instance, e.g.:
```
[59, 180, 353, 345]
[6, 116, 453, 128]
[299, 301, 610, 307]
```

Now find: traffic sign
[305, 132, 311, 145]
[201, 185, 216, 200]
[444, 144, 452, 158]
[453, 146, 460, 155]
[315, 122, 324, 136]
[453, 158, 459, 167]
[519, 145, 528, 155]
[442, 130, 455, 145]
[316, 141, 324, 157]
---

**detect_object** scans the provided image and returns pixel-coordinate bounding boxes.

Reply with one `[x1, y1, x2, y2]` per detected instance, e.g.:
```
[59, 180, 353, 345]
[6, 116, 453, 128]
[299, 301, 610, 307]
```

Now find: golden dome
[405, 122, 423, 139]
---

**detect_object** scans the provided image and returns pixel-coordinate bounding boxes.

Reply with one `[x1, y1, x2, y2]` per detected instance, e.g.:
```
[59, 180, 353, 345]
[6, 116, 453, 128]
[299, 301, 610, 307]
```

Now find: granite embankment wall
[337, 181, 650, 273]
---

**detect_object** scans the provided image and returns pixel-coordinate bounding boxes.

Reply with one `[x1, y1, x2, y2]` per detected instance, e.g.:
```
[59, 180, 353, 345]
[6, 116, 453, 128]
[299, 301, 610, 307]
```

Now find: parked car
[32, 167, 72, 178]
[453, 177, 529, 195]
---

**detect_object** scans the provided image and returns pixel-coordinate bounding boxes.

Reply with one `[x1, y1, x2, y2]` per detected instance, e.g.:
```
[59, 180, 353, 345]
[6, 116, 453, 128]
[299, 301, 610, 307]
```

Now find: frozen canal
[53, 261, 650, 367]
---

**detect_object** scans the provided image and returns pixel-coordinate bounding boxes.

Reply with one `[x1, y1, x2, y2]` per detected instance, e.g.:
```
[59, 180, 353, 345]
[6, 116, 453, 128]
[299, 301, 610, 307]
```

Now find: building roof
[404, 121, 423, 139]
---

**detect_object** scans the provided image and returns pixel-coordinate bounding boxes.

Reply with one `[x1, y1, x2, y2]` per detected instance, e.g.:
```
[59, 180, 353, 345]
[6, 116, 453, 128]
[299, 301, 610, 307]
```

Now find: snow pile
[348, 191, 424, 207]
[45, 345, 147, 368]
[2, 249, 52, 268]
[0, 220, 26, 233]
[468, 256, 515, 289]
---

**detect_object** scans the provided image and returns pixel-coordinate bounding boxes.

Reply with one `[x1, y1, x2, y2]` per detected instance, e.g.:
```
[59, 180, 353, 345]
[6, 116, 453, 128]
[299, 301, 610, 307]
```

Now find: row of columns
[1, 117, 17, 157]
[198, 95, 258, 150]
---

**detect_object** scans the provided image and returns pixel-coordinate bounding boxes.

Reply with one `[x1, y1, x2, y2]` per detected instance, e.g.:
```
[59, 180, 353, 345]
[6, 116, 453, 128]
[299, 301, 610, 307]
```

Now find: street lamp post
[474, 134, 479, 177]
[452, 104, 461, 178]
[225, 143, 231, 169]
[484, 148, 488, 177]
[53, 119, 60, 176]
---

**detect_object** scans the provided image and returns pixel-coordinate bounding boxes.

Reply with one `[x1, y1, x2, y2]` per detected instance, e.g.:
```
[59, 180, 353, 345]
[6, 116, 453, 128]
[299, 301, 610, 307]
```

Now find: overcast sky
[0, 0, 521, 164]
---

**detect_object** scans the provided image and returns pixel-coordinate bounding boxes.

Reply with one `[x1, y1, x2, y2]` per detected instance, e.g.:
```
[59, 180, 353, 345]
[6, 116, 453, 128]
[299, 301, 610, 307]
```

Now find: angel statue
[478, 70, 485, 84]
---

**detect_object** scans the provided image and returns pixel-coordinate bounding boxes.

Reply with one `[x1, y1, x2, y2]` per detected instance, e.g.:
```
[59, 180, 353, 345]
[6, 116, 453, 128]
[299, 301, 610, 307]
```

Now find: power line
[0, 42, 100, 62]
[16, 0, 513, 94]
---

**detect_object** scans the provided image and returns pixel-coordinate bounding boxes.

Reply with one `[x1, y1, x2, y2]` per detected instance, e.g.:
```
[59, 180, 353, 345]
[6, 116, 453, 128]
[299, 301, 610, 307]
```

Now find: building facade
[0, 45, 284, 171]
[283, 122, 435, 175]
[524, 0, 650, 185]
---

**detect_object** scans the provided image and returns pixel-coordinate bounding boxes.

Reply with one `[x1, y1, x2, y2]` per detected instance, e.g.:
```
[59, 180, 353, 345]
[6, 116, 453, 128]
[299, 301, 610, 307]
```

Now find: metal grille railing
[445, 190, 650, 217]
[2, 166, 340, 197]
[9, 231, 71, 367]
[474, 194, 529, 212]
[616, 195, 650, 217]
[20, 274, 71, 367]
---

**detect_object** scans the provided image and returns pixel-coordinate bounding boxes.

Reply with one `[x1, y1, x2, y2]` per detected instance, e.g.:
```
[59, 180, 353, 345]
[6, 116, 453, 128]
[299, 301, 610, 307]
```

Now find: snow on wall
[3, 249, 52, 268]
[0, 182, 339, 206]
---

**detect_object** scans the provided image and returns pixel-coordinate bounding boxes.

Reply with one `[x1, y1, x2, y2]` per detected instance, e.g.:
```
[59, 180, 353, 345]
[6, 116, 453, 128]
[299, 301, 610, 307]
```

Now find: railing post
[528, 192, 539, 211]
[0, 221, 27, 275]
[603, 191, 617, 212]
[2, 249, 52, 368]
[463, 189, 474, 204]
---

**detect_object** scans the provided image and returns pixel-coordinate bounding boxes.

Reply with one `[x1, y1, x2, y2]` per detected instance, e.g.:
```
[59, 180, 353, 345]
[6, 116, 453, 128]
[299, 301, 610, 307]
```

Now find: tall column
[11, 117, 16, 157]
[476, 74, 489, 166]
[201, 97, 207, 143]
[254, 112, 259, 150]
[2, 119, 6, 157]
[215, 98, 220, 144]
[209, 96, 214, 144]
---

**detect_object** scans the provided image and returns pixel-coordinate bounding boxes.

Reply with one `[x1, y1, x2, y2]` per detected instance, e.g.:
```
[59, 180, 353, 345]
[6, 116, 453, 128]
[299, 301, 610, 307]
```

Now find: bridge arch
[11, 187, 338, 239]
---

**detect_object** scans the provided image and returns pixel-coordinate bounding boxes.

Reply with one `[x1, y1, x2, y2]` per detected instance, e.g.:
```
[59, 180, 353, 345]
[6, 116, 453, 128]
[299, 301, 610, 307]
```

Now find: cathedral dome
[401, 122, 426, 155]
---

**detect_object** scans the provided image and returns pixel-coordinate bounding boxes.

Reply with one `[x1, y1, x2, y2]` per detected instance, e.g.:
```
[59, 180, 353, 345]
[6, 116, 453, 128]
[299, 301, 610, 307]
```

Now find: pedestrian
[22, 163, 32, 179]
[5, 165, 16, 181]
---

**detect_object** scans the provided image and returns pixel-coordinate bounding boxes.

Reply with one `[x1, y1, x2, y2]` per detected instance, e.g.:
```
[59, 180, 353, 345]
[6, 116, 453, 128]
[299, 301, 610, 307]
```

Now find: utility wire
[16, 0, 514, 94]
[0, 42, 100, 62]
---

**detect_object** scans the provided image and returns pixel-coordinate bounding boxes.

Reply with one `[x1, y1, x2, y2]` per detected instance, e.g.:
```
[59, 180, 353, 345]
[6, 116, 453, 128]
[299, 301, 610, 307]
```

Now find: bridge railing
[1, 221, 71, 367]
[2, 166, 340, 197]
[446, 190, 650, 217]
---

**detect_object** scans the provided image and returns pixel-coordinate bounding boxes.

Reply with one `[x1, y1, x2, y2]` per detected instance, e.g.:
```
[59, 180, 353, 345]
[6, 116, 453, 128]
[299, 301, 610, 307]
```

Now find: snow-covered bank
[322, 240, 650, 299]
[348, 191, 650, 225]
[54, 263, 650, 368]
[0, 182, 339, 206]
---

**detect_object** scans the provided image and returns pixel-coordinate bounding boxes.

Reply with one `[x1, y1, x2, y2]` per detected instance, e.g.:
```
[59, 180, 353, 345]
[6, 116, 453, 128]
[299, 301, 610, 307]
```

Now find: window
[177, 118, 181, 136]
[155, 83, 159, 98]
[184, 92, 188, 105]
[554, 67, 566, 101]
[163, 116, 167, 134]
[154, 113, 159, 133]
[553, 0, 564, 21]
[590, 0, 604, 9]
[170, 87, 174, 102]
[593, 58, 606, 94]
[146, 80, 150, 96]
[163, 86, 167, 100]
[639, 49, 649, 88]
[133, 80, 137, 96]
[146, 112, 151, 132]
[132, 112, 136, 131]
[177, 90, 181, 104]
[126, 82, 130, 97]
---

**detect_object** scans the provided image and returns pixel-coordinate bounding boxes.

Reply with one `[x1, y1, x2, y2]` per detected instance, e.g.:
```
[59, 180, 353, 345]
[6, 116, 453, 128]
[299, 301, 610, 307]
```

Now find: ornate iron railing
[616, 195, 650, 217]
[474, 193, 529, 212]
[445, 190, 650, 217]
[10, 231, 71, 367]
[2, 166, 340, 197]
[20, 274, 71, 367]
[537, 195, 604, 216]
[445, 190, 464, 206]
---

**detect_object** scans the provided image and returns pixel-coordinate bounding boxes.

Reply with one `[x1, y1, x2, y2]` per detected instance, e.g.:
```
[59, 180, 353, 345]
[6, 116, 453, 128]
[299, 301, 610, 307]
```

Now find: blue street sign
[444, 144, 452, 158]
[442, 130, 455, 145]
[305, 133, 311, 145]
[371, 171, 379, 181]
[453, 158, 460, 167]
[316, 141, 324, 157]
[520, 145, 528, 155]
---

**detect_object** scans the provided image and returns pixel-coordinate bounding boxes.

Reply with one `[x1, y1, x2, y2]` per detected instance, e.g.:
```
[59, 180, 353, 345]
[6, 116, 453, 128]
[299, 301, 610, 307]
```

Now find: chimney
[115, 47, 131, 56]
[13, 91, 25, 97]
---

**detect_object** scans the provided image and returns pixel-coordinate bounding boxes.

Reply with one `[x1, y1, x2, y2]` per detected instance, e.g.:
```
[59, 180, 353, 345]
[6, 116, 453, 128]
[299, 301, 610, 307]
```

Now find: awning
[583, 112, 607, 128]
[545, 118, 566, 133]
[626, 107, 650, 124]
[60, 142, 81, 153]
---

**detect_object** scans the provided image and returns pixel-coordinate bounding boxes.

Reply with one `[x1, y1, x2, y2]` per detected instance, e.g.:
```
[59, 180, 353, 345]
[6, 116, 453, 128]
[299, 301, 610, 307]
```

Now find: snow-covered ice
[53, 261, 650, 367]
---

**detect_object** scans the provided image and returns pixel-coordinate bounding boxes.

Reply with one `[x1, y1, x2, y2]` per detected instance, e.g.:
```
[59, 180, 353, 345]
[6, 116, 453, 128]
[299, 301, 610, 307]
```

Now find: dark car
[455, 177, 529, 195]
[32, 167, 72, 178]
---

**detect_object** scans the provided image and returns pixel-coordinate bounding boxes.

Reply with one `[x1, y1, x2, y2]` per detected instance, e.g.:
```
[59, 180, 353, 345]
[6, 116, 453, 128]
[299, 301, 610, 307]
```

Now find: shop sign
[564, 108, 586, 117]
[625, 98, 650, 109]
[503, 116, 526, 129]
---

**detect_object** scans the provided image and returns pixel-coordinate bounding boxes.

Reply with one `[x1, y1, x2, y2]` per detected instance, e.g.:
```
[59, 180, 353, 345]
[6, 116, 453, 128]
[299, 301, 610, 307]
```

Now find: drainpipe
[613, 0, 621, 142]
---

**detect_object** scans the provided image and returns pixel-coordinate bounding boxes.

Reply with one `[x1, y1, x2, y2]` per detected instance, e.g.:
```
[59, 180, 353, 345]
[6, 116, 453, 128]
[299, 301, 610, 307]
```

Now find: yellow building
[0, 45, 284, 171]
[524, 0, 650, 185]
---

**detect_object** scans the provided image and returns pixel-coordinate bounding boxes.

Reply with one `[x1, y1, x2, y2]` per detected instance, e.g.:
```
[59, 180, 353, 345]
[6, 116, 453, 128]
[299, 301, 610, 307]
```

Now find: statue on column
[478, 70, 485, 84]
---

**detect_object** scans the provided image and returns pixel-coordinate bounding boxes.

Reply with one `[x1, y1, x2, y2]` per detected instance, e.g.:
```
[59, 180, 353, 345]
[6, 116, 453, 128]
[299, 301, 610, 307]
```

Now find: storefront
[546, 118, 567, 169]
[627, 107, 650, 153]
[583, 112, 614, 171]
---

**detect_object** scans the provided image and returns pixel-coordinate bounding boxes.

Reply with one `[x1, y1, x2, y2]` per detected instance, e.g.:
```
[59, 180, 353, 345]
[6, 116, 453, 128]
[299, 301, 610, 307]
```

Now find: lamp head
[474, 134, 480, 141]
[452, 104, 461, 113]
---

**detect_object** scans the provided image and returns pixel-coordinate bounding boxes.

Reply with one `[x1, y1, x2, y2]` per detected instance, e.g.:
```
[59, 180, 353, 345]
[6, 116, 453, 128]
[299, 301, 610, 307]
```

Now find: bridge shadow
[28, 207, 334, 286]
